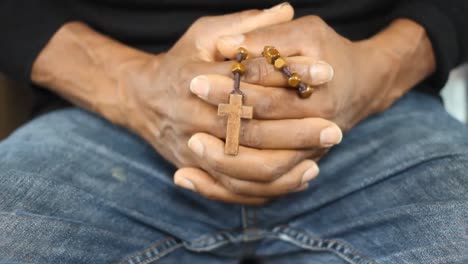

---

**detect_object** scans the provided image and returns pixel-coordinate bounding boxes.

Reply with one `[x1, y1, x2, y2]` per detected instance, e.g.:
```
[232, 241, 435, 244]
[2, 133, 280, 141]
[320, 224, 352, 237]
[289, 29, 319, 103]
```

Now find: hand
[212, 16, 435, 131]
[31, 4, 343, 205]
[114, 5, 342, 204]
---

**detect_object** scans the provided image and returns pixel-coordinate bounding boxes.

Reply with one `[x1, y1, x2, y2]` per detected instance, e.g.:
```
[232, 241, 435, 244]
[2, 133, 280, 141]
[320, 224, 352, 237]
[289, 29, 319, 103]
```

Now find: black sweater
[0, 0, 467, 96]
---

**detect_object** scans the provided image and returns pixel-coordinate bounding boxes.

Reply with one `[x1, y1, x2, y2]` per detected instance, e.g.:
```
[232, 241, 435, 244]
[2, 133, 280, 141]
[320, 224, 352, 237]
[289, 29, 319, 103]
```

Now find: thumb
[185, 3, 294, 61]
[211, 2, 294, 36]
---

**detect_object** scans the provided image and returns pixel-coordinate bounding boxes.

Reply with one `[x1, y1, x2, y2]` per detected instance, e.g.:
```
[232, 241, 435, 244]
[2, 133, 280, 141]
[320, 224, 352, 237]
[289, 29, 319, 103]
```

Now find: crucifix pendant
[218, 47, 252, 156]
[218, 94, 253, 155]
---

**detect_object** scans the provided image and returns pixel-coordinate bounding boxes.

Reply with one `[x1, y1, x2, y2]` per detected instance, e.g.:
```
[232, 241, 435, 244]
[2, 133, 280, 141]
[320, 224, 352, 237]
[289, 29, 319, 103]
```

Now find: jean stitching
[118, 237, 181, 264]
[134, 244, 183, 264]
[119, 226, 376, 263]
[272, 225, 376, 264]
[184, 230, 245, 251]
[184, 228, 282, 252]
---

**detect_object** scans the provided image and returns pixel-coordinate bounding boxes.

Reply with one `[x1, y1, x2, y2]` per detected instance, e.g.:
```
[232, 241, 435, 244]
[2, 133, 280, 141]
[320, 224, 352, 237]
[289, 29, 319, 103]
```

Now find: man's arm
[358, 18, 436, 111]
[390, 0, 468, 91]
[31, 22, 157, 125]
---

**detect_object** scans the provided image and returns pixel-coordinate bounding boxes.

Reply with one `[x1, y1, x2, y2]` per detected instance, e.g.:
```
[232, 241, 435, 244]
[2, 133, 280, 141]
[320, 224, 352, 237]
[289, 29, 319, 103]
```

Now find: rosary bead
[262, 46, 280, 64]
[274, 57, 287, 70]
[288, 73, 302, 88]
[236, 47, 249, 61]
[231, 62, 246, 75]
[298, 84, 314, 98]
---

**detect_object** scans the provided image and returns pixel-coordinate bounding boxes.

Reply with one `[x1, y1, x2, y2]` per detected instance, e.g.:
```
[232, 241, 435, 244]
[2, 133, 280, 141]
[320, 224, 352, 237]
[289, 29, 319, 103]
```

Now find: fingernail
[301, 163, 319, 184]
[320, 126, 343, 147]
[190, 76, 210, 99]
[309, 61, 334, 84]
[219, 34, 245, 47]
[188, 136, 204, 157]
[264, 2, 289, 12]
[175, 176, 196, 191]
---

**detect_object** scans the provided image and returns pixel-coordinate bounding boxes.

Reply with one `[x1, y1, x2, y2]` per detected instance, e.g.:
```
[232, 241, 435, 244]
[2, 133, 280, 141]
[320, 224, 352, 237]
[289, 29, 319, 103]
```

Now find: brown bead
[288, 73, 302, 88]
[262, 46, 280, 64]
[274, 57, 287, 70]
[236, 47, 249, 60]
[231, 62, 246, 75]
[298, 84, 314, 98]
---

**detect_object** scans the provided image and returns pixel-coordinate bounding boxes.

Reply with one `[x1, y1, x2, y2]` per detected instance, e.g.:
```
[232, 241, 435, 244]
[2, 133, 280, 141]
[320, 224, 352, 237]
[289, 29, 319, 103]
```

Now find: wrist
[31, 21, 162, 126]
[363, 19, 435, 93]
[355, 19, 435, 113]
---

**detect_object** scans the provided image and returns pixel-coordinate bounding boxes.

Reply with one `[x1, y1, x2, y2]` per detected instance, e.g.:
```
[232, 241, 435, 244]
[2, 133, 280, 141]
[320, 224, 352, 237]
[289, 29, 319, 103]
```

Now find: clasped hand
[116, 3, 394, 204]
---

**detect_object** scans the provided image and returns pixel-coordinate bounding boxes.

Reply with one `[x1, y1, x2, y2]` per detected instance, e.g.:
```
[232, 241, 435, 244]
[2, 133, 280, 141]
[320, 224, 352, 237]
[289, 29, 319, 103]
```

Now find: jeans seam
[136, 244, 183, 264]
[118, 237, 182, 264]
[272, 225, 377, 264]
[120, 226, 376, 263]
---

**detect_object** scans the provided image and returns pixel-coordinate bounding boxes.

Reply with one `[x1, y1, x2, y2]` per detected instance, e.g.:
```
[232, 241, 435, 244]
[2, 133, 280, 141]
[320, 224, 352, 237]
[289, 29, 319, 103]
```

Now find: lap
[0, 91, 466, 263]
[0, 107, 239, 263]
[258, 92, 468, 263]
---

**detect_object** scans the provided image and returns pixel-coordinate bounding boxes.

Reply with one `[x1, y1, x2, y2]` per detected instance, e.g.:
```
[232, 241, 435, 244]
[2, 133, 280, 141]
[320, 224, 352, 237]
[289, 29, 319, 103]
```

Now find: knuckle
[301, 15, 328, 38]
[178, 63, 197, 87]
[213, 117, 228, 138]
[193, 16, 212, 27]
[241, 121, 262, 148]
[255, 93, 281, 118]
[291, 127, 310, 147]
[302, 15, 326, 28]
[221, 178, 242, 195]
[283, 175, 303, 191]
[210, 154, 228, 173]
[244, 59, 274, 84]
[188, 16, 215, 34]
[318, 98, 338, 119]
[261, 159, 290, 181]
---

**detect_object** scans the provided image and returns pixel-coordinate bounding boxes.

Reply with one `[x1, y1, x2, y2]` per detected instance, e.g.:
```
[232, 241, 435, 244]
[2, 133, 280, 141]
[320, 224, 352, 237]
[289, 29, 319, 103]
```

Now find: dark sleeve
[390, 0, 468, 94]
[0, 1, 72, 83]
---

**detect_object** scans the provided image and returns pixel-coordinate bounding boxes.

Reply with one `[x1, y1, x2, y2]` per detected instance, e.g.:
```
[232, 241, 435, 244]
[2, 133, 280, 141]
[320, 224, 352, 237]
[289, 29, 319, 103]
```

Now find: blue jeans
[0, 91, 467, 264]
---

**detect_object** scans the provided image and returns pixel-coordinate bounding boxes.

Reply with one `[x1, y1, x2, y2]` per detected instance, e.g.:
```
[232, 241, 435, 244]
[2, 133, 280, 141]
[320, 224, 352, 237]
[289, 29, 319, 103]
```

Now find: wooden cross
[218, 94, 253, 155]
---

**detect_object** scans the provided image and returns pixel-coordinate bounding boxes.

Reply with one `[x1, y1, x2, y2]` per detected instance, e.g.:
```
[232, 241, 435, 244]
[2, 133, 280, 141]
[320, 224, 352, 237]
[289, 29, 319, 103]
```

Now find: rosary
[218, 46, 315, 156]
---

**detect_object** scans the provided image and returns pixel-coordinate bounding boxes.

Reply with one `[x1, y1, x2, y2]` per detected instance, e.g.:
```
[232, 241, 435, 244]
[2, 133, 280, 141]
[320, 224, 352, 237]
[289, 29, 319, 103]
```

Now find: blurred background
[1, 64, 467, 140]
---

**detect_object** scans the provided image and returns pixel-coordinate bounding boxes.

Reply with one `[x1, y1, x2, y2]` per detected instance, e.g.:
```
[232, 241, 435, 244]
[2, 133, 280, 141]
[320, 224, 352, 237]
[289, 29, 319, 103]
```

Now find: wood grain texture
[218, 94, 253, 155]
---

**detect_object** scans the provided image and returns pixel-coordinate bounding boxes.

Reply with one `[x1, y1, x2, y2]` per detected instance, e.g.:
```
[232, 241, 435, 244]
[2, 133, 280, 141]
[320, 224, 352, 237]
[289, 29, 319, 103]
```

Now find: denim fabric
[0, 91, 467, 264]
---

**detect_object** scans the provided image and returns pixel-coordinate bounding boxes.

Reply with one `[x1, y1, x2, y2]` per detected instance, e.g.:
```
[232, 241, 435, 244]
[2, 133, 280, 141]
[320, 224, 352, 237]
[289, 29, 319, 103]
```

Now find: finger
[190, 57, 334, 89]
[204, 159, 318, 197]
[188, 105, 342, 150]
[216, 15, 328, 59]
[243, 57, 334, 87]
[209, 2, 294, 36]
[190, 3, 294, 60]
[174, 167, 268, 205]
[189, 74, 333, 119]
[187, 133, 323, 182]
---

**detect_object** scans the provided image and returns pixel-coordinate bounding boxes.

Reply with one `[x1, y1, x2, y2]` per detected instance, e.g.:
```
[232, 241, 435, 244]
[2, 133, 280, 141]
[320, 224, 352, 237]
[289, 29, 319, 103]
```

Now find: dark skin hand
[177, 17, 436, 203]
[32, 3, 341, 205]
[31, 3, 435, 205]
